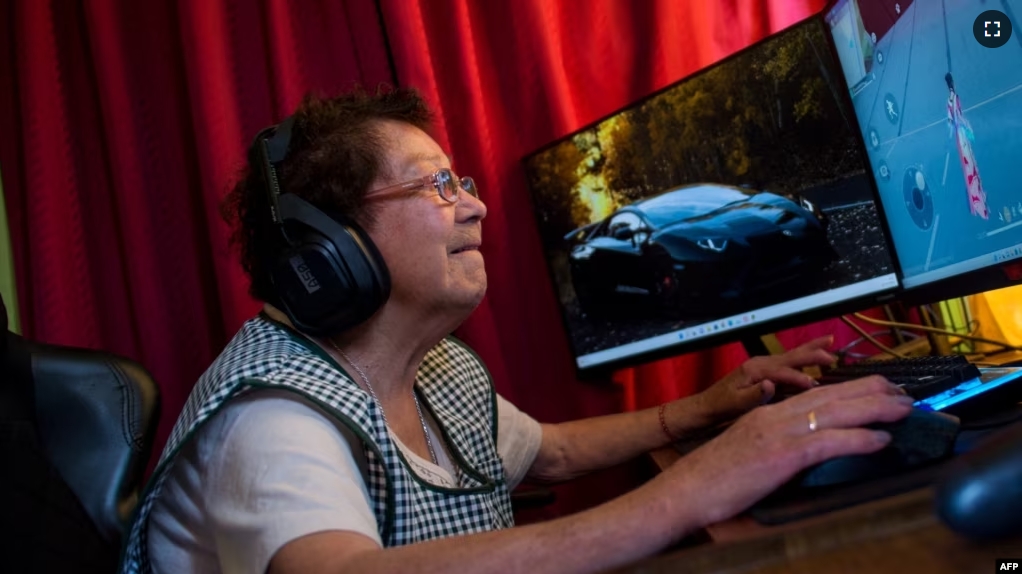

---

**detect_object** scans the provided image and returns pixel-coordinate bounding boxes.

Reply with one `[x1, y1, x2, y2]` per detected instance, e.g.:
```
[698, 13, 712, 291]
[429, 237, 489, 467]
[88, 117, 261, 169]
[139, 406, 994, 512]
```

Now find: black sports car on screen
[565, 183, 835, 317]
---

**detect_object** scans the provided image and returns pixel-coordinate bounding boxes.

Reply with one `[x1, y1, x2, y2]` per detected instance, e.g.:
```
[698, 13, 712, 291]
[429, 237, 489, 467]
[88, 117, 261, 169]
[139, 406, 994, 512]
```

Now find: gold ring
[808, 410, 818, 432]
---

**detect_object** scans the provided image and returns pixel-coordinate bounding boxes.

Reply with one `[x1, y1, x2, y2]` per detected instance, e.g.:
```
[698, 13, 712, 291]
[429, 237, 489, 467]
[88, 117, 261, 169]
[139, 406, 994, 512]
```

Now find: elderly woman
[121, 87, 911, 574]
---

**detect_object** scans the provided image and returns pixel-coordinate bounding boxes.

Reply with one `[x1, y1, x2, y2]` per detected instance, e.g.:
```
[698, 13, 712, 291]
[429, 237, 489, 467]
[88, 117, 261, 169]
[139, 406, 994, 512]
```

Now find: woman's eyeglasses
[365, 168, 478, 203]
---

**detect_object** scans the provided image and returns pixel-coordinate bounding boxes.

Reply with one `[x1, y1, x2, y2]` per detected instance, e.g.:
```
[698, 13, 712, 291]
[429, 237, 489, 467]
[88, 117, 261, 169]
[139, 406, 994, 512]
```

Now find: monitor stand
[742, 334, 784, 357]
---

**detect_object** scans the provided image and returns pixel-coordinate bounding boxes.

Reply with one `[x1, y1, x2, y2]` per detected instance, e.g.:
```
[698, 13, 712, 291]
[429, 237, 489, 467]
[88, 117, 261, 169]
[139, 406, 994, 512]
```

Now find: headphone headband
[255, 116, 296, 225]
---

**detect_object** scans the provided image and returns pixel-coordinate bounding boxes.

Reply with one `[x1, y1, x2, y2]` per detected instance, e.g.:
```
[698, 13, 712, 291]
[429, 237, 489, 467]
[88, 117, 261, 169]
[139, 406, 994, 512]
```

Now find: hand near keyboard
[693, 335, 837, 425]
[668, 375, 914, 527]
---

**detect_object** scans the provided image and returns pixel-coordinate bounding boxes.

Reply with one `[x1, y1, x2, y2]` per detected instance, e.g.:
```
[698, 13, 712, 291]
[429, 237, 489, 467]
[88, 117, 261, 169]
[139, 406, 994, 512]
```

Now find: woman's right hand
[666, 376, 915, 527]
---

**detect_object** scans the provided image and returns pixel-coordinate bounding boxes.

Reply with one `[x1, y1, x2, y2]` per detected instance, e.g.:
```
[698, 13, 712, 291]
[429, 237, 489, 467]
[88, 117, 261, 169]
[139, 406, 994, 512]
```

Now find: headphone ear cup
[270, 194, 390, 335]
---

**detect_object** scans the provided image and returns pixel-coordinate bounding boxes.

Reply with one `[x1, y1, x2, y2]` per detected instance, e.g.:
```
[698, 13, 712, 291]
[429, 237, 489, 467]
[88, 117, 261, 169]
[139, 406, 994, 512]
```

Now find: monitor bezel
[519, 1, 906, 379]
[900, 261, 1022, 306]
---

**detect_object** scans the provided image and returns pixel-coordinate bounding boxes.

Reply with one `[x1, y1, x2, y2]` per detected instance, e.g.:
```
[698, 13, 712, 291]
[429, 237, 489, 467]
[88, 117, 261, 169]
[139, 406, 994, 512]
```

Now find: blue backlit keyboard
[818, 356, 1022, 415]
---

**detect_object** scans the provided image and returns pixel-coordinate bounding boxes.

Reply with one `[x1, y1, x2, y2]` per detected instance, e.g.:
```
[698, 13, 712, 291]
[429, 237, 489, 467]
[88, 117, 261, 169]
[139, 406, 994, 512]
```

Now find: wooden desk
[622, 447, 1022, 573]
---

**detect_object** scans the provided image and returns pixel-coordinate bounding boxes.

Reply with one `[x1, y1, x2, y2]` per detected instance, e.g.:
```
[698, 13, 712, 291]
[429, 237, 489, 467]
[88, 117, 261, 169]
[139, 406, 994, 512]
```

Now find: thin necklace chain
[328, 340, 439, 466]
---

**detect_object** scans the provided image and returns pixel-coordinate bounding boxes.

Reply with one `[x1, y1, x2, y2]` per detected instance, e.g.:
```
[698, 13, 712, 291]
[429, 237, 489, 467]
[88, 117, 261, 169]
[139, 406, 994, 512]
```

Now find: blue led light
[916, 369, 1022, 411]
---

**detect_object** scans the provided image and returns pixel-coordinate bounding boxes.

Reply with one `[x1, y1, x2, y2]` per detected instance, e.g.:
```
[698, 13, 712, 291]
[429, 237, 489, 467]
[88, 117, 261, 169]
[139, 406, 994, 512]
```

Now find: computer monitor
[522, 15, 901, 374]
[825, 0, 1022, 301]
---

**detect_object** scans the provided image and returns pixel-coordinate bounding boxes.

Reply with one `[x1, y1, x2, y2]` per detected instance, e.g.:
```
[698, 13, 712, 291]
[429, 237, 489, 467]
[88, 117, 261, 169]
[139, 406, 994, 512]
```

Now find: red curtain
[2, 0, 885, 514]
[0, 0, 394, 462]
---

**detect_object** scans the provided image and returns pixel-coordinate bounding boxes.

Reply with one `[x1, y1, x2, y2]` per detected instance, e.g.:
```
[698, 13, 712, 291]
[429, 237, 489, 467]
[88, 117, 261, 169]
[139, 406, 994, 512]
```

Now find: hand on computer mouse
[664, 375, 913, 526]
[695, 335, 837, 424]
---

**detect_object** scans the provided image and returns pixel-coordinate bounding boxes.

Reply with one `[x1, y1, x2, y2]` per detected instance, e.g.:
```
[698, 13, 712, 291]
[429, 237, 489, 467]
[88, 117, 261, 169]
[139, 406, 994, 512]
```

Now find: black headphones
[254, 116, 391, 336]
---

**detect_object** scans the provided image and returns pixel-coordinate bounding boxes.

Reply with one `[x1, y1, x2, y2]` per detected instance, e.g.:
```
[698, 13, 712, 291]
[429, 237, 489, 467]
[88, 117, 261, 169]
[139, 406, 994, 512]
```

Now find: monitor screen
[825, 0, 1022, 290]
[523, 17, 900, 372]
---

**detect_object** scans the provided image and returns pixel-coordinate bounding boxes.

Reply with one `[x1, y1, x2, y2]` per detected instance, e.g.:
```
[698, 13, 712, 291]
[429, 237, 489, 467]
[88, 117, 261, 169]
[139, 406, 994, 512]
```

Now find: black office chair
[0, 294, 161, 573]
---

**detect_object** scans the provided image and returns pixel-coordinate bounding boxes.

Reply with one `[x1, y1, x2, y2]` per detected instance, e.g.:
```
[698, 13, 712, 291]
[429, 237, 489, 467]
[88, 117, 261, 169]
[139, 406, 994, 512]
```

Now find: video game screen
[523, 17, 900, 371]
[826, 0, 1022, 288]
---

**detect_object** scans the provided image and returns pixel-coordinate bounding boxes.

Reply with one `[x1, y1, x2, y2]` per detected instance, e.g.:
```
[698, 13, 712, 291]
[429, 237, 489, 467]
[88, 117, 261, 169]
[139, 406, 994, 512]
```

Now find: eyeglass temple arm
[364, 175, 432, 197]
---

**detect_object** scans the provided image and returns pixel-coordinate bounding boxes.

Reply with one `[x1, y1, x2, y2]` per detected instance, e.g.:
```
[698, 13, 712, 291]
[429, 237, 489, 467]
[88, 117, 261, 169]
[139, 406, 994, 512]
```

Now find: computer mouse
[935, 420, 1022, 540]
[796, 408, 960, 488]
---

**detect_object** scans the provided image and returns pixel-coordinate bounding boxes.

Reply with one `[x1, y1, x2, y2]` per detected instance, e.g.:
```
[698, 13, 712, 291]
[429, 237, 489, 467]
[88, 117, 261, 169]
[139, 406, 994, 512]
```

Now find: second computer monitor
[826, 0, 1022, 291]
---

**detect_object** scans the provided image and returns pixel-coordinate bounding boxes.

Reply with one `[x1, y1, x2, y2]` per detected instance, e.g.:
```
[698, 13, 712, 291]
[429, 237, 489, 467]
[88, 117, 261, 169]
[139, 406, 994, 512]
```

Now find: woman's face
[365, 120, 488, 316]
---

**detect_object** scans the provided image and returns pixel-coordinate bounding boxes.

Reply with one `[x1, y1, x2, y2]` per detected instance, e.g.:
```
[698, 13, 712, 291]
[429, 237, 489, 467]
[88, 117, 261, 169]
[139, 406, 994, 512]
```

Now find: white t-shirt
[147, 389, 542, 574]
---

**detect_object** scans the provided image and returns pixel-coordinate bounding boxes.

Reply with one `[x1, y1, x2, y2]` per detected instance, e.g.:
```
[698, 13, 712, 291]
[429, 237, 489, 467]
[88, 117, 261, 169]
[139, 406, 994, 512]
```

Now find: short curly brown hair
[221, 85, 433, 306]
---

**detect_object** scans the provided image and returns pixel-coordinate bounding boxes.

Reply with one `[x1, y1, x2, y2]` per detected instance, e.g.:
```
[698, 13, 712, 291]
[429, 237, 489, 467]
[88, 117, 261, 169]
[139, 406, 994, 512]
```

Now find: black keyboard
[819, 355, 982, 401]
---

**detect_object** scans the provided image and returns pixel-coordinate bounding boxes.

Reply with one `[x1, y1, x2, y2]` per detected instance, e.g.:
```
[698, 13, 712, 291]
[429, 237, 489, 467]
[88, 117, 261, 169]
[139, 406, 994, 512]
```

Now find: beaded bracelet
[658, 403, 682, 442]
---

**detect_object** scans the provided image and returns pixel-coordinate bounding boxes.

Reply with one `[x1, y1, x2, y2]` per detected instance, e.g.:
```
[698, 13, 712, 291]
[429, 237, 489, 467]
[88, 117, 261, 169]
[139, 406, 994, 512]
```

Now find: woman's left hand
[693, 336, 837, 425]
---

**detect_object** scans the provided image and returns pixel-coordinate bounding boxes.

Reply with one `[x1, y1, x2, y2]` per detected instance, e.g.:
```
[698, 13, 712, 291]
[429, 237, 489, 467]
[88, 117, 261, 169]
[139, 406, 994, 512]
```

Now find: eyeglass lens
[435, 169, 456, 202]
[436, 168, 477, 201]
[460, 176, 477, 198]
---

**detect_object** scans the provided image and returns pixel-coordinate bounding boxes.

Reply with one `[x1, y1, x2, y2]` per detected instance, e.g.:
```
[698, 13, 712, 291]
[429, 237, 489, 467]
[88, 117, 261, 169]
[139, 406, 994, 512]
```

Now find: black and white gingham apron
[120, 315, 514, 573]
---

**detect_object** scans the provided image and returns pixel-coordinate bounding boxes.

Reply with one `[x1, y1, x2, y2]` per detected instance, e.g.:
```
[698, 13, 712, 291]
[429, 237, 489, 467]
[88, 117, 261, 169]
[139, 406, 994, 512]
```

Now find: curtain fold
[0, 0, 393, 462]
